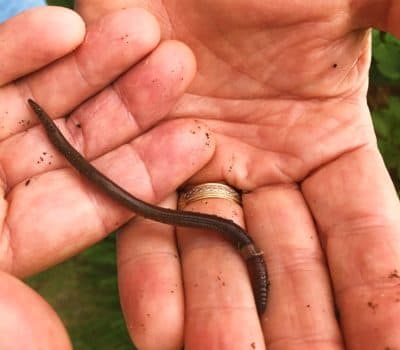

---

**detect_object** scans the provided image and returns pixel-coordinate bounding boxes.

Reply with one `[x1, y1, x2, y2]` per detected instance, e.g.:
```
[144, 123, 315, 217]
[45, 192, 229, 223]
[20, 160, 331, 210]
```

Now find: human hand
[75, 1, 400, 350]
[0, 6, 213, 349]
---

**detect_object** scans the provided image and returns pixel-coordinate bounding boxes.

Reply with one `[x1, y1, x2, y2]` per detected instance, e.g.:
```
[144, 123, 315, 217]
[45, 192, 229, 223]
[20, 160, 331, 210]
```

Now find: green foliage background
[47, 0, 74, 7]
[31, 2, 400, 350]
[370, 30, 400, 188]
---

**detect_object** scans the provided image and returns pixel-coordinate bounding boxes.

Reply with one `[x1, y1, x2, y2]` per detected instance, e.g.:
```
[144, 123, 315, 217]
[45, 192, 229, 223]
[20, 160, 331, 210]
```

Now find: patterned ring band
[178, 183, 242, 210]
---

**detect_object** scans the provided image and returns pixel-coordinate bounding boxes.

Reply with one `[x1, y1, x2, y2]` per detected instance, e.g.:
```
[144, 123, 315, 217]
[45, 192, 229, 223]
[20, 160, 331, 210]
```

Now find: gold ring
[178, 183, 242, 210]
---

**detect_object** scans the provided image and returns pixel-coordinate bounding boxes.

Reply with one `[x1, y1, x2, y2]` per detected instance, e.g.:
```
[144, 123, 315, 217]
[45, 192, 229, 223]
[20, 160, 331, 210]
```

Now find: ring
[178, 183, 242, 210]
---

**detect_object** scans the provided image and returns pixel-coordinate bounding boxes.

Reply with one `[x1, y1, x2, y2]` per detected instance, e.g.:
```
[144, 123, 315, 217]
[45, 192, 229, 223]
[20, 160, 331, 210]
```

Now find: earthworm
[28, 99, 270, 315]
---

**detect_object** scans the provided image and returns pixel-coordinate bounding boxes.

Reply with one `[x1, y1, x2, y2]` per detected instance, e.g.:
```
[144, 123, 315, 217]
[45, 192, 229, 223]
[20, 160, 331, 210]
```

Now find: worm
[28, 99, 270, 315]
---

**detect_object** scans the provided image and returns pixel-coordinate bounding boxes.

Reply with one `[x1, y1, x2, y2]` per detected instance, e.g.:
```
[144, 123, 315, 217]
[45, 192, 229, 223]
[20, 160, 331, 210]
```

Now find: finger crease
[111, 81, 143, 132]
[73, 53, 97, 90]
[128, 142, 157, 202]
[335, 276, 400, 297]
[119, 251, 180, 267]
[266, 333, 343, 349]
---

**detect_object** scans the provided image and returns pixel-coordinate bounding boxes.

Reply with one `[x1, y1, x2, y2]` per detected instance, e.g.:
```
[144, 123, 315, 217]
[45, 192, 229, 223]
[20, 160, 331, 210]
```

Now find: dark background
[30, 1, 400, 349]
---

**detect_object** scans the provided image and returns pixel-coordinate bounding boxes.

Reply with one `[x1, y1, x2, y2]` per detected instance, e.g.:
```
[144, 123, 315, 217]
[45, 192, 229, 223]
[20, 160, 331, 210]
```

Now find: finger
[352, 1, 400, 37]
[0, 7, 160, 139]
[0, 271, 71, 350]
[244, 185, 344, 349]
[7, 119, 214, 277]
[177, 193, 265, 349]
[1, 40, 196, 187]
[186, 132, 295, 190]
[302, 146, 400, 349]
[76, 1, 148, 24]
[179, 98, 375, 192]
[75, 0, 172, 42]
[117, 195, 184, 350]
[0, 6, 85, 86]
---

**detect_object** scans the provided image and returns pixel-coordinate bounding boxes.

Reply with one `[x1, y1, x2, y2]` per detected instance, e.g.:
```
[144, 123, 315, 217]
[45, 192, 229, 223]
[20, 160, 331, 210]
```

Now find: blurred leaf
[372, 31, 400, 81]
[373, 112, 392, 139]
[397, 164, 400, 182]
[377, 139, 399, 168]
[47, 0, 74, 8]
[27, 235, 136, 350]
[373, 96, 400, 188]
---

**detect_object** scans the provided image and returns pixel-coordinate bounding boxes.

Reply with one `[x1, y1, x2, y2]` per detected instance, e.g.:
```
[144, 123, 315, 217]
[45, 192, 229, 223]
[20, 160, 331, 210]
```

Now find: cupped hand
[76, 2, 400, 350]
[0, 6, 213, 349]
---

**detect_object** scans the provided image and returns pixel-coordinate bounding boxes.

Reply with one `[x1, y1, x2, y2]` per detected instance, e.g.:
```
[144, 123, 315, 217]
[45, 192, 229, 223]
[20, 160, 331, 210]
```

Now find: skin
[74, 1, 400, 350]
[1, 2, 399, 350]
[0, 6, 210, 350]
[28, 98, 269, 315]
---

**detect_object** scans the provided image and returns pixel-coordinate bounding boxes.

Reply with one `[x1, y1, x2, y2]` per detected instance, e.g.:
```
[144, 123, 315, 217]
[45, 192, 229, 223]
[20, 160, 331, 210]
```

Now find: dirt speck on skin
[228, 155, 235, 173]
[368, 301, 378, 312]
[36, 151, 53, 165]
[18, 119, 31, 127]
[121, 34, 129, 44]
[205, 132, 211, 146]
[333, 63, 338, 68]
[76, 123, 81, 128]
[25, 179, 31, 186]
[217, 273, 226, 287]
[389, 270, 400, 279]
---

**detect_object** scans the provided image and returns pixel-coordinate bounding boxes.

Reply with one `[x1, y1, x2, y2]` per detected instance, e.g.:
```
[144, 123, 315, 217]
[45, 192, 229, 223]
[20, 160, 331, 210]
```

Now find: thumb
[0, 271, 72, 350]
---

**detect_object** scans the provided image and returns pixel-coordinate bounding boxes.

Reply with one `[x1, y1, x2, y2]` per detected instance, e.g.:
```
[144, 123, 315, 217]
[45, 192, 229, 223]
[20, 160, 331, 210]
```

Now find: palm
[140, 1, 372, 191]
[78, 2, 400, 349]
[78, 1, 376, 188]
[168, 1, 365, 95]
[1, 3, 398, 350]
